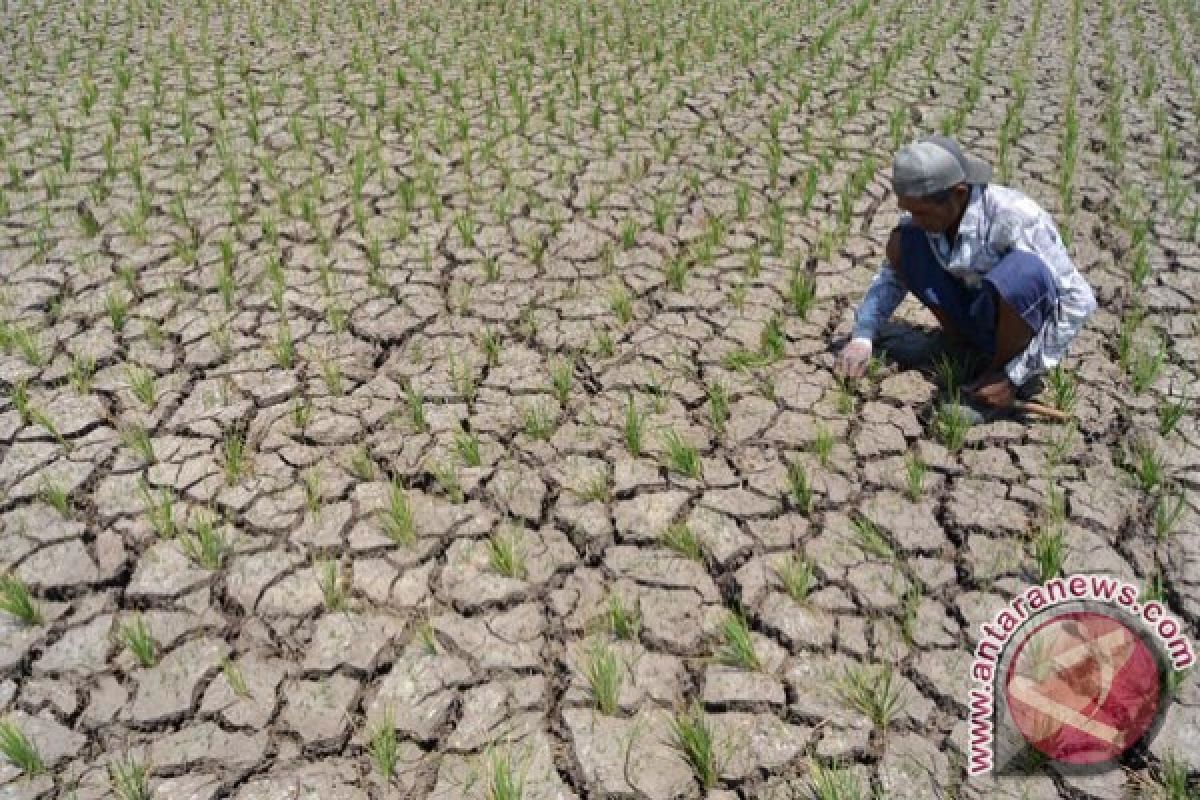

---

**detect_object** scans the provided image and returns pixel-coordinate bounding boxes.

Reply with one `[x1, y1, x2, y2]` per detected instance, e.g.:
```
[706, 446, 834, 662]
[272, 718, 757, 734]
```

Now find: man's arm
[1001, 221, 1098, 386]
[850, 227, 909, 342]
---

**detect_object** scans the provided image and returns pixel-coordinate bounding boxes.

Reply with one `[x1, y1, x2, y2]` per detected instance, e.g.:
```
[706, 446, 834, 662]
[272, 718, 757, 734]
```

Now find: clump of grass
[118, 615, 158, 667]
[550, 358, 573, 406]
[775, 555, 815, 603]
[38, 477, 70, 517]
[1158, 396, 1190, 437]
[369, 710, 399, 782]
[317, 560, 347, 611]
[661, 522, 704, 561]
[583, 640, 623, 715]
[811, 425, 834, 467]
[904, 452, 926, 501]
[405, 383, 428, 432]
[837, 661, 907, 729]
[350, 445, 376, 481]
[488, 529, 527, 580]
[850, 515, 893, 560]
[108, 755, 151, 800]
[661, 429, 701, 478]
[0, 718, 45, 777]
[932, 398, 971, 452]
[604, 593, 641, 640]
[126, 364, 157, 406]
[139, 483, 179, 538]
[1129, 441, 1166, 492]
[181, 512, 230, 570]
[382, 478, 416, 545]
[707, 380, 730, 435]
[787, 461, 813, 515]
[121, 423, 156, 464]
[670, 703, 718, 789]
[485, 748, 526, 800]
[789, 269, 817, 320]
[522, 402, 556, 440]
[900, 584, 923, 646]
[1032, 524, 1066, 582]
[1155, 491, 1186, 541]
[717, 612, 761, 671]
[807, 758, 864, 800]
[0, 574, 43, 626]
[221, 430, 249, 485]
[623, 393, 644, 456]
[1046, 364, 1077, 412]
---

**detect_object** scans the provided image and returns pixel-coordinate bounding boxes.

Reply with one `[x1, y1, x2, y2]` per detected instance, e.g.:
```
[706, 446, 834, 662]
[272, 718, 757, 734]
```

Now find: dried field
[0, 0, 1198, 797]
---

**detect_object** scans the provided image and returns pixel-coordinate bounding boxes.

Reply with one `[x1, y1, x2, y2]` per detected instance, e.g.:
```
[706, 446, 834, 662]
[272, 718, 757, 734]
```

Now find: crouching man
[835, 135, 1098, 417]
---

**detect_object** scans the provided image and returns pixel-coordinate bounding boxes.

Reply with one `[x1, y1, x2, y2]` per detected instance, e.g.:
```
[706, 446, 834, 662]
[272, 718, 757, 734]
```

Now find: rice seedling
[454, 429, 482, 467]
[550, 358, 573, 406]
[775, 554, 816, 603]
[717, 612, 761, 671]
[108, 755, 151, 800]
[139, 482, 179, 538]
[1129, 441, 1166, 492]
[932, 398, 971, 452]
[1155, 490, 1186, 541]
[220, 656, 250, 698]
[850, 515, 894, 560]
[484, 747, 526, 800]
[522, 402, 556, 440]
[38, 476, 70, 517]
[367, 709, 399, 782]
[837, 661, 907, 729]
[1158, 396, 1190, 437]
[789, 268, 817, 320]
[126, 365, 157, 407]
[904, 451, 926, 501]
[8, 379, 31, 425]
[273, 320, 294, 368]
[488, 528, 527, 580]
[322, 359, 344, 396]
[670, 703, 718, 789]
[431, 460, 464, 504]
[317, 559, 346, 611]
[811, 424, 835, 468]
[106, 289, 129, 330]
[623, 394, 644, 456]
[707, 381, 730, 435]
[1046, 364, 1077, 412]
[221, 430, 249, 485]
[350, 445, 376, 481]
[119, 615, 158, 667]
[609, 285, 634, 325]
[382, 478, 416, 545]
[1032, 524, 1066, 582]
[787, 460, 814, 515]
[806, 758, 865, 800]
[404, 383, 429, 432]
[181, 511, 230, 570]
[583, 640, 623, 715]
[0, 574, 43, 626]
[604, 592, 641, 640]
[0, 718, 45, 777]
[11, 326, 44, 366]
[69, 354, 96, 394]
[1128, 336, 1167, 395]
[661, 522, 704, 562]
[661, 428, 701, 478]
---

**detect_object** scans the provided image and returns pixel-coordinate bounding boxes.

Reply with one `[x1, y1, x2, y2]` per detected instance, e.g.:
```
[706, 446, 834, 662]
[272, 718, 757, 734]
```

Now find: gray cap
[891, 135, 992, 198]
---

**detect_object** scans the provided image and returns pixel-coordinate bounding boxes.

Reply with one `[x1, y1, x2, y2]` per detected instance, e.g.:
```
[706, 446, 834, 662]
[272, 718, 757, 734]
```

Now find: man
[835, 135, 1097, 415]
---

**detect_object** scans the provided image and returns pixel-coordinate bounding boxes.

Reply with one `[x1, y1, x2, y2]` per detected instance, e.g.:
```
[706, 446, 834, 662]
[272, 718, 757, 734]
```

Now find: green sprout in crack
[0, 718, 45, 777]
[108, 754, 151, 800]
[837, 661, 908, 730]
[0, 574, 43, 626]
[118, 615, 158, 668]
[661, 428, 701, 479]
[670, 703, 718, 789]
[775, 554, 815, 603]
[583, 639, 623, 715]
[488, 528, 527, 580]
[716, 612, 761, 671]
[661, 522, 704, 562]
[850, 515, 894, 560]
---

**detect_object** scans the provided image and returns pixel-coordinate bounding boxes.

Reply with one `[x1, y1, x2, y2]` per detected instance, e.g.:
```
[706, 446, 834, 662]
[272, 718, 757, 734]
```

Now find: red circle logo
[1004, 611, 1162, 765]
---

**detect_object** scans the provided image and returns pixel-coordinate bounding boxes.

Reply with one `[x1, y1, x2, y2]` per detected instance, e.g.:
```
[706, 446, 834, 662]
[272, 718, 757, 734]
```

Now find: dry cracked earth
[0, 0, 1198, 798]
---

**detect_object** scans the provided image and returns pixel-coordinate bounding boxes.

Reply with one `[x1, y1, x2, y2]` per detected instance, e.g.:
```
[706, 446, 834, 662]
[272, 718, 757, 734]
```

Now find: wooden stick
[1014, 400, 1074, 422]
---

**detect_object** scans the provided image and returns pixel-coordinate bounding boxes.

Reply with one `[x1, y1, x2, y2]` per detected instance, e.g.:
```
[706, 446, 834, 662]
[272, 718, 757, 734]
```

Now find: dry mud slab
[0, 0, 1198, 797]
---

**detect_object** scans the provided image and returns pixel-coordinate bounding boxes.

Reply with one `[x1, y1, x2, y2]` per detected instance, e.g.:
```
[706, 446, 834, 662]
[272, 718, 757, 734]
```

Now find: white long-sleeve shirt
[851, 184, 1098, 386]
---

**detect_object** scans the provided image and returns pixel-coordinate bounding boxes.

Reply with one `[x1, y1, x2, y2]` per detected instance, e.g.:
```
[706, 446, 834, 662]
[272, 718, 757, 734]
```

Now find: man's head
[891, 135, 991, 233]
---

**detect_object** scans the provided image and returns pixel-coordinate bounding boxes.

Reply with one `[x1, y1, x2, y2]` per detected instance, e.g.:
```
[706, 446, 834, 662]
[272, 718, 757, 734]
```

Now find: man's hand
[965, 370, 1017, 408]
[835, 337, 873, 379]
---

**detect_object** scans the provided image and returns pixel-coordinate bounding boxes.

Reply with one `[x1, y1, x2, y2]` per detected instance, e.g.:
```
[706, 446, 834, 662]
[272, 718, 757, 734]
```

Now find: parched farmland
[1, 0, 1198, 796]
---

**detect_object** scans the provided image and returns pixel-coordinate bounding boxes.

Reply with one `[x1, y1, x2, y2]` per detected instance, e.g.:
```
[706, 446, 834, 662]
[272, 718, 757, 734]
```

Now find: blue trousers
[895, 225, 1058, 358]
